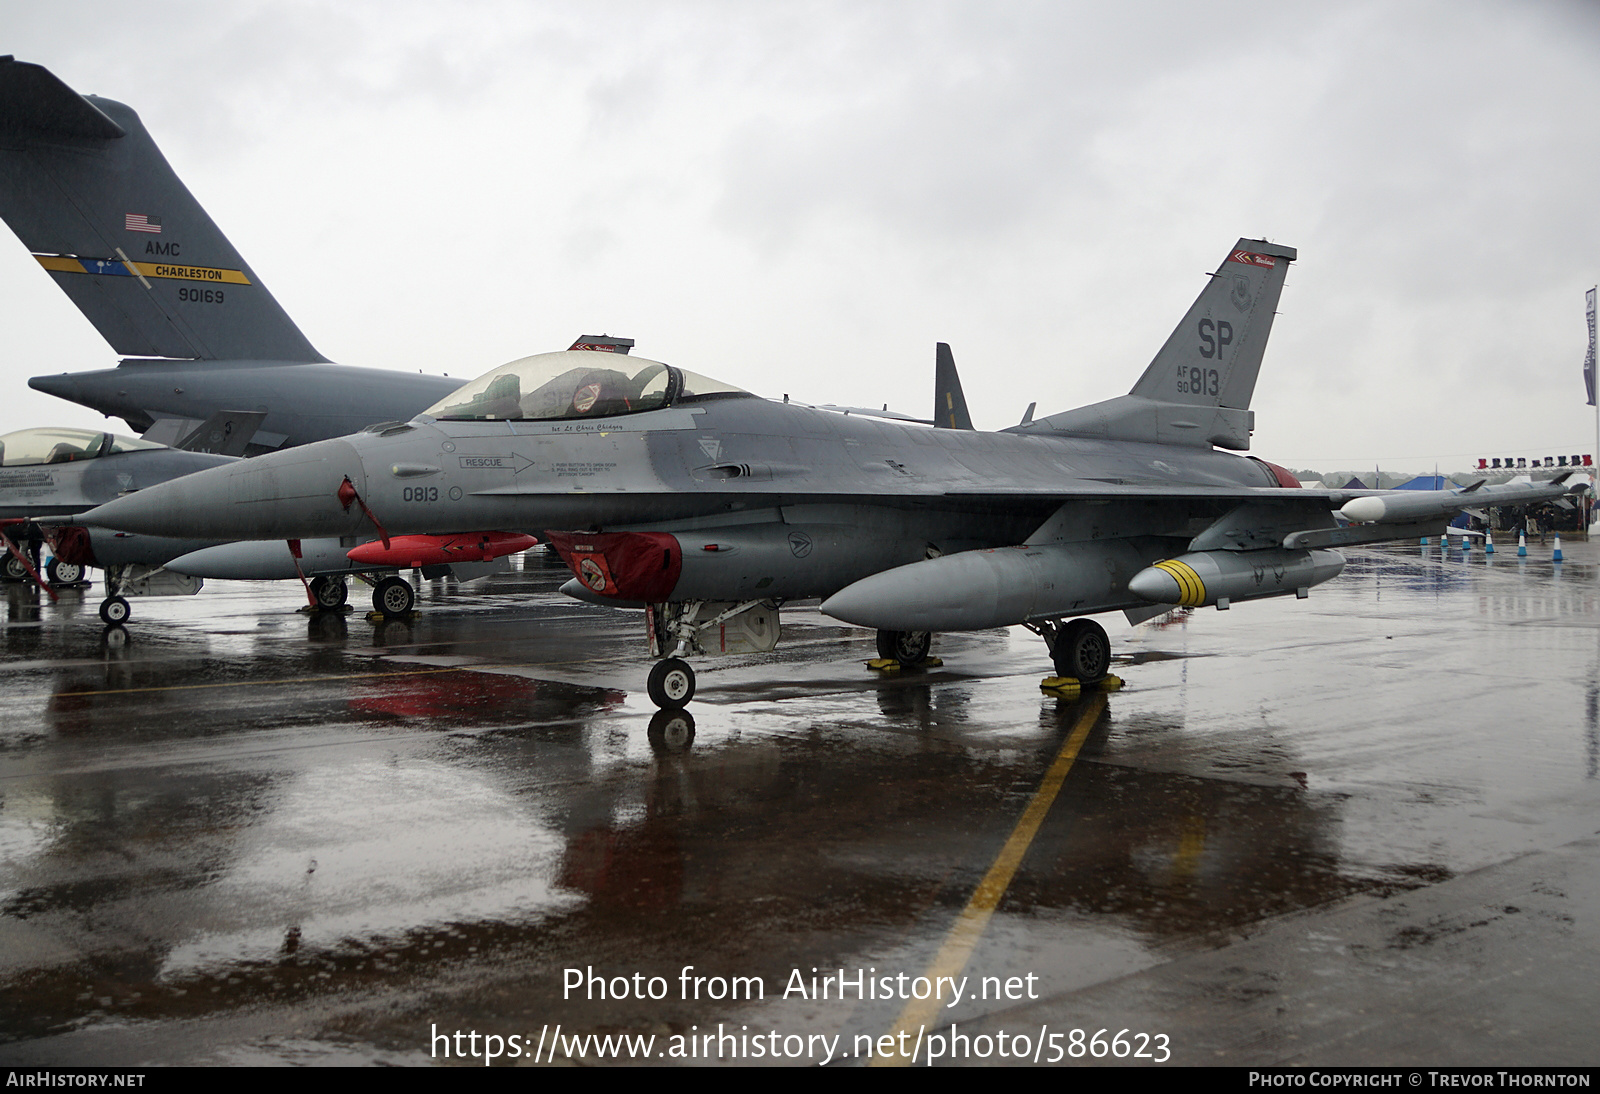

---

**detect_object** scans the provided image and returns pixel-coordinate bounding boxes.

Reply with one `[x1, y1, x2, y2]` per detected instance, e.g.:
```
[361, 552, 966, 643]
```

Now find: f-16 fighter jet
[79, 239, 1583, 708]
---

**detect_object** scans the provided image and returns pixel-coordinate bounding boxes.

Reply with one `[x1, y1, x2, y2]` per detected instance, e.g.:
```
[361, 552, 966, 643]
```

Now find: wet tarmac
[0, 539, 1596, 1067]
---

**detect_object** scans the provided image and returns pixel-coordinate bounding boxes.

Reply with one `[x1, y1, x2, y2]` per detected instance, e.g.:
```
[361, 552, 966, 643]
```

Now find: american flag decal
[125, 213, 162, 233]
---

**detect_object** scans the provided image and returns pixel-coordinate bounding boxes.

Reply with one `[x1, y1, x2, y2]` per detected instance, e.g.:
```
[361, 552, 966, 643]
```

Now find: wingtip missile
[1340, 476, 1584, 526]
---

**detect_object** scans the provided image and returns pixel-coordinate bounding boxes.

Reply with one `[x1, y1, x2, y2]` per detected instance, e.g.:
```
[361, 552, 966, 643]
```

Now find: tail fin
[933, 342, 974, 429]
[0, 57, 326, 363]
[1014, 238, 1295, 450]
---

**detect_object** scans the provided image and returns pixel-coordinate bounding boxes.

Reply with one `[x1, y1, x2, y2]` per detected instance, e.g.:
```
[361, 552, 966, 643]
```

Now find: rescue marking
[872, 691, 1107, 1067]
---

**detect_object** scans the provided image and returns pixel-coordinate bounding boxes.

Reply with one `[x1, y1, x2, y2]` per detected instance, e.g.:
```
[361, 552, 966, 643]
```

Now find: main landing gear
[45, 559, 84, 585]
[308, 575, 349, 610]
[1031, 617, 1111, 682]
[875, 629, 932, 666]
[371, 575, 415, 619]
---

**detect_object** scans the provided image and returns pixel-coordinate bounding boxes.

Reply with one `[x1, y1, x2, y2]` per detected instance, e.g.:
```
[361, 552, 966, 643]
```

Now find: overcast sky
[3, 0, 1598, 472]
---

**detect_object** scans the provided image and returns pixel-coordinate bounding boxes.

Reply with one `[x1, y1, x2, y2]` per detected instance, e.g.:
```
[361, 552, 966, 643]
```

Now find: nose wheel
[647, 657, 695, 708]
[99, 596, 131, 625]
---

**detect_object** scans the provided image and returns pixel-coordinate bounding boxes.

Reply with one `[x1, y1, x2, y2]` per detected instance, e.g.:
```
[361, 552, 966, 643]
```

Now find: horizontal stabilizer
[0, 56, 124, 139]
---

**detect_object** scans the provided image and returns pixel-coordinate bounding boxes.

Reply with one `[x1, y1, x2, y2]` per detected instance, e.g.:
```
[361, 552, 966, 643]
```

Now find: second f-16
[80, 238, 1583, 708]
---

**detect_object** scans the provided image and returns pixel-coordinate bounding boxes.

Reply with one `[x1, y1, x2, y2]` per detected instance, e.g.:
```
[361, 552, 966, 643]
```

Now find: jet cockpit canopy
[424, 350, 753, 422]
[0, 427, 166, 467]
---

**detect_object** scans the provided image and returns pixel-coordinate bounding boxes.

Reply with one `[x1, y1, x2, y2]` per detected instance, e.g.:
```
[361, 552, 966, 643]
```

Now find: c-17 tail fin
[933, 342, 974, 430]
[1012, 238, 1295, 450]
[0, 56, 326, 363]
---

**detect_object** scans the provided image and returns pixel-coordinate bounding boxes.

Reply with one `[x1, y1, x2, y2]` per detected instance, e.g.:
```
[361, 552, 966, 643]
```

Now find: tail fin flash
[934, 342, 974, 430]
[1016, 238, 1295, 450]
[0, 57, 326, 363]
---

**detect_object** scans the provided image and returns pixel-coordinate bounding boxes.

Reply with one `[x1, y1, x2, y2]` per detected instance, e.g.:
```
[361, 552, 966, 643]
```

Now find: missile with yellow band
[34, 253, 252, 285]
[1128, 547, 1346, 609]
[1147, 558, 1207, 606]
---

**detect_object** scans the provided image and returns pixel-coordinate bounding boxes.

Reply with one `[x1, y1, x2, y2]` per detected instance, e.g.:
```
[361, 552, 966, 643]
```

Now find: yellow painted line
[872, 690, 1107, 1066]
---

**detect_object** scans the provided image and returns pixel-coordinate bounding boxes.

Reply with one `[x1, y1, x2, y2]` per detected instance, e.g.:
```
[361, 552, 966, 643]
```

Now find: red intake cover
[1251, 458, 1302, 488]
[345, 531, 537, 568]
[47, 525, 97, 567]
[545, 531, 682, 602]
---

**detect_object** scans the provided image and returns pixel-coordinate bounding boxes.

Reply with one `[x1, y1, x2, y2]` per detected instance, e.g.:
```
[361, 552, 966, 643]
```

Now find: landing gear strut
[642, 598, 774, 708]
[99, 564, 131, 624]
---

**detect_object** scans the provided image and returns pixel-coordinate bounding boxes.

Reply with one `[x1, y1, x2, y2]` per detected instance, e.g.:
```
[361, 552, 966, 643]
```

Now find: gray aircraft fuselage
[27, 361, 465, 450]
[81, 350, 1292, 616]
[80, 237, 1583, 676]
[0, 429, 233, 521]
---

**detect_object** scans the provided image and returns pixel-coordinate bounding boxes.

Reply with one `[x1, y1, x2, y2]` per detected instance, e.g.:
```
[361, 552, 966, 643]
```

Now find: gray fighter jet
[80, 239, 1583, 708]
[0, 424, 234, 602]
[0, 57, 462, 450]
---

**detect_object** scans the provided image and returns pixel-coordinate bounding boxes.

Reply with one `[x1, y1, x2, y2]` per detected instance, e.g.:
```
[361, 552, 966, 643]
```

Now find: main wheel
[372, 576, 414, 619]
[310, 575, 348, 610]
[2, 555, 28, 582]
[46, 559, 84, 585]
[99, 596, 131, 625]
[646, 657, 696, 708]
[646, 707, 697, 752]
[876, 629, 932, 665]
[1052, 618, 1110, 681]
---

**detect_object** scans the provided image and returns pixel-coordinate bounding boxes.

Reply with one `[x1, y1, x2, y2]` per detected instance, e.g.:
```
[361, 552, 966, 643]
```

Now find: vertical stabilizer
[1014, 238, 1295, 450]
[933, 342, 973, 430]
[0, 56, 327, 362]
[1128, 239, 1295, 414]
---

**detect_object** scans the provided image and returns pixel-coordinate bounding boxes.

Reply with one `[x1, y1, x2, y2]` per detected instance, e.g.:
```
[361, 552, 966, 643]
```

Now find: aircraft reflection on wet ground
[1, 541, 1597, 1065]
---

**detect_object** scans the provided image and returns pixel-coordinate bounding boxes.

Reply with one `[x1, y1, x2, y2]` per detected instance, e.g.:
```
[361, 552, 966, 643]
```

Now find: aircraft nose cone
[83, 438, 370, 540]
[1127, 565, 1181, 603]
